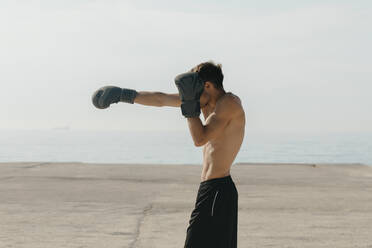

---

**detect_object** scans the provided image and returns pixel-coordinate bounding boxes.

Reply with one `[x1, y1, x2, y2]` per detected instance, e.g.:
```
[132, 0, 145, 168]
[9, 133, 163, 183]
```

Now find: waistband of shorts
[200, 175, 233, 187]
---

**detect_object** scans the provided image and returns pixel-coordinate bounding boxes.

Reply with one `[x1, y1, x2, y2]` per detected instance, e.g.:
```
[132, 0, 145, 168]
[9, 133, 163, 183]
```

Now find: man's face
[200, 90, 209, 108]
[199, 82, 212, 108]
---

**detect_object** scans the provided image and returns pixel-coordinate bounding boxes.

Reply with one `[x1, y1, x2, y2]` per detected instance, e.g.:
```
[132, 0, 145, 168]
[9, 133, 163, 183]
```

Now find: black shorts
[184, 175, 238, 248]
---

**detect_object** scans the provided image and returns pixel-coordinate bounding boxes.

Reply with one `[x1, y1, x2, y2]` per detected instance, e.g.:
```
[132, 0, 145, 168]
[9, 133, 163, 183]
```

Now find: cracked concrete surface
[1, 162, 372, 247]
[128, 204, 153, 248]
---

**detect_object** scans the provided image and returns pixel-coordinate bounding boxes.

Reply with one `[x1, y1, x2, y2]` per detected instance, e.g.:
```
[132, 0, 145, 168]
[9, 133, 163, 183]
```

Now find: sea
[0, 129, 371, 165]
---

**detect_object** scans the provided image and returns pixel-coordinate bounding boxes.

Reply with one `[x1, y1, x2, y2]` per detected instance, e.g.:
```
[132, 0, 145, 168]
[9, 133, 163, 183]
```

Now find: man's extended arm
[134, 92, 181, 107]
[92, 86, 181, 109]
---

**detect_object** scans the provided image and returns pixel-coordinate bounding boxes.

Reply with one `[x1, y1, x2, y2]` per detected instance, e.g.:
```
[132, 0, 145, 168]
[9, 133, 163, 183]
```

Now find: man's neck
[207, 89, 226, 109]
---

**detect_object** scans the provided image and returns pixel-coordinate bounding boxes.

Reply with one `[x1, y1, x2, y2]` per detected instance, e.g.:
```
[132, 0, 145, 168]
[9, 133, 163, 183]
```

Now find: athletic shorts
[184, 175, 238, 248]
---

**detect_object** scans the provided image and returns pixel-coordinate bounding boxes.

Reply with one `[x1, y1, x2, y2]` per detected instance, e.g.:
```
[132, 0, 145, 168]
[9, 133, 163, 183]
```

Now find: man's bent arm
[134, 92, 181, 107]
[187, 96, 238, 146]
[187, 117, 208, 146]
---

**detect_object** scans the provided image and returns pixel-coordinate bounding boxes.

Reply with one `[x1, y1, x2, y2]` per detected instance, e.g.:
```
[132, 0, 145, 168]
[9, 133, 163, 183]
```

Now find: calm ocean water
[0, 130, 371, 165]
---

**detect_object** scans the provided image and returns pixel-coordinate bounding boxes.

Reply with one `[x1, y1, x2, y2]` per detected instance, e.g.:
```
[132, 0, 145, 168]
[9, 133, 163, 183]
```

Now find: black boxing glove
[174, 72, 205, 118]
[92, 86, 138, 109]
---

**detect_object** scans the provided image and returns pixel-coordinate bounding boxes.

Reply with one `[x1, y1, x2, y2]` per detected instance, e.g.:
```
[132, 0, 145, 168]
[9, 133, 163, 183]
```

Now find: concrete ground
[0, 162, 372, 248]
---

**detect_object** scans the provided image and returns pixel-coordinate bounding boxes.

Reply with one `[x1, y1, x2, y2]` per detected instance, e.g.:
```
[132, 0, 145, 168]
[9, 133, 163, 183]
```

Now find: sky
[0, 0, 371, 134]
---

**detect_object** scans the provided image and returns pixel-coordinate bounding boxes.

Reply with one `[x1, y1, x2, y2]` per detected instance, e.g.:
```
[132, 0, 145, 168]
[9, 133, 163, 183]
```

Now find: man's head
[191, 61, 225, 108]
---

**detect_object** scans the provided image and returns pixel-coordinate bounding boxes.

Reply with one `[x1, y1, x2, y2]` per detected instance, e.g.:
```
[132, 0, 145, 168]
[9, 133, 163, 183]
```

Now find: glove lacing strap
[120, 88, 138, 104]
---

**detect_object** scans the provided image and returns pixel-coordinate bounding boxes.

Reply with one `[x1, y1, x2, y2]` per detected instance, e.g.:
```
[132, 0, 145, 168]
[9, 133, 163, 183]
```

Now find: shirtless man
[92, 61, 245, 248]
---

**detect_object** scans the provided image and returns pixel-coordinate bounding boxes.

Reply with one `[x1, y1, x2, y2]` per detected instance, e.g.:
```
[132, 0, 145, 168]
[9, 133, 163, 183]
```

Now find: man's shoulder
[225, 92, 242, 104]
[216, 92, 244, 116]
[219, 92, 242, 107]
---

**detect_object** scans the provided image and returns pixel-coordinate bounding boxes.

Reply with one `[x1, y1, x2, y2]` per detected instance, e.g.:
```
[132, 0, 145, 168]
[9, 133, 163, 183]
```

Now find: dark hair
[191, 61, 224, 89]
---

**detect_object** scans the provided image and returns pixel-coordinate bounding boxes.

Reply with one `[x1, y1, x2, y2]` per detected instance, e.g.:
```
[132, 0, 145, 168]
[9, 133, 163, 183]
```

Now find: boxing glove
[92, 86, 138, 109]
[174, 72, 205, 118]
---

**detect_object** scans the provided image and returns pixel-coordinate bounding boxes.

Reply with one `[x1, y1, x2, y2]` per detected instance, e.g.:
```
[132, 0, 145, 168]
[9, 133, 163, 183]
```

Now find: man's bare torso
[200, 92, 245, 182]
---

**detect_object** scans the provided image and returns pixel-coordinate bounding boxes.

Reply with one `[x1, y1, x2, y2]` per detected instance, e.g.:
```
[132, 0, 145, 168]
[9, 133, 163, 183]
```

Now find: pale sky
[1, 0, 371, 134]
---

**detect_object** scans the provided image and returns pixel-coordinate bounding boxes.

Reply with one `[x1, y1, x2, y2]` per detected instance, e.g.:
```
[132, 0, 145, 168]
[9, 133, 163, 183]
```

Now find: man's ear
[204, 81, 213, 90]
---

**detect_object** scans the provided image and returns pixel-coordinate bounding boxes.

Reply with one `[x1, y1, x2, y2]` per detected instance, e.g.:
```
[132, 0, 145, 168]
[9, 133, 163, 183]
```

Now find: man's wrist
[120, 88, 138, 104]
